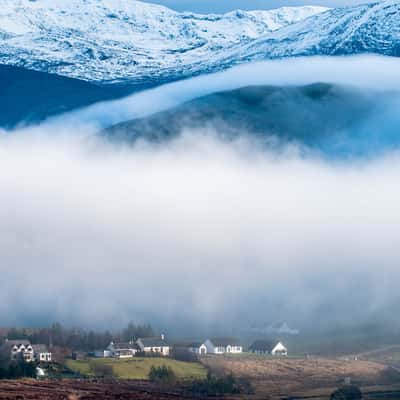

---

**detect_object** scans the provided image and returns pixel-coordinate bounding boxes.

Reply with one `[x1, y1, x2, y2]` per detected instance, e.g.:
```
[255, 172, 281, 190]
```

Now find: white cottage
[0, 339, 34, 362]
[32, 344, 52, 362]
[204, 338, 242, 355]
[136, 334, 170, 356]
[107, 341, 138, 358]
[0, 339, 53, 363]
[248, 340, 288, 356]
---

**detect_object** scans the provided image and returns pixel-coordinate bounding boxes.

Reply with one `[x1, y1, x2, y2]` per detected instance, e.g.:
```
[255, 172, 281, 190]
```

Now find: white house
[188, 342, 208, 356]
[204, 338, 242, 355]
[107, 341, 138, 358]
[248, 340, 288, 356]
[0, 339, 53, 363]
[32, 344, 52, 362]
[0, 340, 34, 363]
[136, 334, 170, 356]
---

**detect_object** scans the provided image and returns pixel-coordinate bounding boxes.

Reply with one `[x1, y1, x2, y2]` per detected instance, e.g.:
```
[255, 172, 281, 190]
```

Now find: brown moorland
[202, 354, 398, 399]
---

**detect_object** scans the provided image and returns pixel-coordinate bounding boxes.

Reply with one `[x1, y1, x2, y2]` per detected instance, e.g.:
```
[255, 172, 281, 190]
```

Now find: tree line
[0, 322, 155, 352]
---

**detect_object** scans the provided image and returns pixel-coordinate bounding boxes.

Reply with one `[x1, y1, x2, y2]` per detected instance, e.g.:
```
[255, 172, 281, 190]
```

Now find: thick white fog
[1, 56, 400, 334]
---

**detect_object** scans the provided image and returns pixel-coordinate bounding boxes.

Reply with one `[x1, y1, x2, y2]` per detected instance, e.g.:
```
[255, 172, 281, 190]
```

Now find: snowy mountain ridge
[0, 0, 327, 83]
[0, 0, 399, 84]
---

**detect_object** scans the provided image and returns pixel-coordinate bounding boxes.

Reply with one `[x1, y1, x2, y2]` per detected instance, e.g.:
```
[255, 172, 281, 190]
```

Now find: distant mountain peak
[0, 0, 327, 83]
[0, 0, 399, 85]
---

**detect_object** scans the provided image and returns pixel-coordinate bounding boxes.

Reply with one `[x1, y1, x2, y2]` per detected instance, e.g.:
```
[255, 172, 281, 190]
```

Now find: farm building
[107, 341, 139, 358]
[0, 339, 52, 363]
[32, 344, 52, 362]
[249, 340, 288, 356]
[136, 334, 170, 356]
[0, 339, 34, 362]
[204, 338, 242, 354]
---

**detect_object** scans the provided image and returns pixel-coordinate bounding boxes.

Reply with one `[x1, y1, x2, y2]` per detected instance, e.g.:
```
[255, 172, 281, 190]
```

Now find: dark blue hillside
[0, 65, 138, 129]
[104, 84, 400, 158]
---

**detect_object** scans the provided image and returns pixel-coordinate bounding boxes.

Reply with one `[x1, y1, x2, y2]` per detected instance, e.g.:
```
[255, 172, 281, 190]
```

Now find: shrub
[89, 362, 114, 378]
[330, 385, 362, 400]
[189, 371, 248, 395]
[0, 361, 37, 379]
[148, 365, 176, 384]
[171, 348, 198, 363]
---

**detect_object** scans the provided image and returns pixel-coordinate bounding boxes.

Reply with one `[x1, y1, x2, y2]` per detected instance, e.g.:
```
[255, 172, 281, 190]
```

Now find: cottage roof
[249, 339, 280, 352]
[209, 338, 241, 347]
[116, 349, 135, 355]
[32, 344, 50, 353]
[138, 337, 169, 347]
[4, 339, 31, 347]
[111, 342, 137, 350]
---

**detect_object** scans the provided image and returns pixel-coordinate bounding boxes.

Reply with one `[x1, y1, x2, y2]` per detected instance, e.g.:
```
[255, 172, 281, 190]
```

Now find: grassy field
[66, 357, 207, 380]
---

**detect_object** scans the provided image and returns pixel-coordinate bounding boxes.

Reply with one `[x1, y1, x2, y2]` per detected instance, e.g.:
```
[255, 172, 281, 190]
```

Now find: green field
[65, 357, 207, 380]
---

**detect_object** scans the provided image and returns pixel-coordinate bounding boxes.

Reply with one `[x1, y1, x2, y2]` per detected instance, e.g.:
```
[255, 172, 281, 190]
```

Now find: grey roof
[249, 340, 279, 352]
[32, 344, 50, 353]
[209, 338, 241, 347]
[138, 337, 169, 347]
[112, 342, 137, 350]
[115, 349, 135, 355]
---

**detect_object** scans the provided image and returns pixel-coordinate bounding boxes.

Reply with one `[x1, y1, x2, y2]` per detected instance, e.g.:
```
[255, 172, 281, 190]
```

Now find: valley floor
[2, 352, 400, 399]
[66, 357, 207, 380]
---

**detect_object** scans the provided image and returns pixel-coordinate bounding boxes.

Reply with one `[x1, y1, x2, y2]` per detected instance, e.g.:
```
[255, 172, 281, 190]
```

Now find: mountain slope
[104, 84, 398, 157]
[0, 65, 135, 128]
[221, 0, 400, 66]
[0, 0, 326, 83]
[1, 1, 399, 85]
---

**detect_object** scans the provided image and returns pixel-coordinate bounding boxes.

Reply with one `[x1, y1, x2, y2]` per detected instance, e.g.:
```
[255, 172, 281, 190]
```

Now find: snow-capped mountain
[1, 0, 399, 85]
[182, 0, 400, 81]
[220, 0, 400, 66]
[0, 0, 326, 83]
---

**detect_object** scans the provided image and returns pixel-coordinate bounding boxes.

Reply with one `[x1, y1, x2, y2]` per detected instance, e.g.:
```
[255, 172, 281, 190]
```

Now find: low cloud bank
[2, 55, 400, 335]
[1, 129, 400, 334]
[51, 55, 400, 130]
